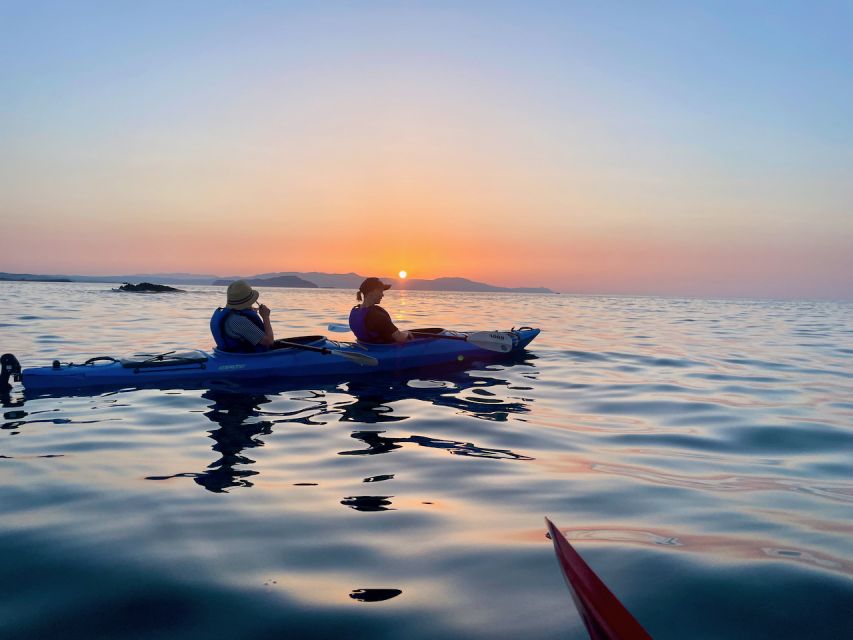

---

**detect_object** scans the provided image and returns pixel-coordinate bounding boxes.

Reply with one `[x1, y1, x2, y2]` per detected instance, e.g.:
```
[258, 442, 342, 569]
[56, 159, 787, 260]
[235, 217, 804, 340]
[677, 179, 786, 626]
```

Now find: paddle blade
[334, 350, 379, 367]
[545, 518, 653, 640]
[327, 323, 352, 333]
[466, 331, 516, 353]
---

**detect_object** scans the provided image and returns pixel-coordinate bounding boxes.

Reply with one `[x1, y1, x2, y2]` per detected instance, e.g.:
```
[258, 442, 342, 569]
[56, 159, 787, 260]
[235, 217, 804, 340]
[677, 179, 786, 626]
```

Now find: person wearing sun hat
[209, 280, 276, 352]
[348, 277, 412, 343]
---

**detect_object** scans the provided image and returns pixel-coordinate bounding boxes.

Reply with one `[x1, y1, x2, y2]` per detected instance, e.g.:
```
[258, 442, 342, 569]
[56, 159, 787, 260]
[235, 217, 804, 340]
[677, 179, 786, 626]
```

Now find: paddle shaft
[274, 339, 376, 365]
[409, 331, 466, 341]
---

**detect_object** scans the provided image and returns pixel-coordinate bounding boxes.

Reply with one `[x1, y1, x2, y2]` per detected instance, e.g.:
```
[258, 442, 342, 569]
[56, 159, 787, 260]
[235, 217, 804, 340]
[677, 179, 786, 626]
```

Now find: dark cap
[359, 277, 392, 293]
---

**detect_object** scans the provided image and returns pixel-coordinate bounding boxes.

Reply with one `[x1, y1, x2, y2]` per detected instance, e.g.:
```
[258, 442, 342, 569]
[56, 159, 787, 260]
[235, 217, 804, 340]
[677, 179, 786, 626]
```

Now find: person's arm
[257, 304, 275, 346]
[391, 329, 411, 343]
[226, 314, 267, 347]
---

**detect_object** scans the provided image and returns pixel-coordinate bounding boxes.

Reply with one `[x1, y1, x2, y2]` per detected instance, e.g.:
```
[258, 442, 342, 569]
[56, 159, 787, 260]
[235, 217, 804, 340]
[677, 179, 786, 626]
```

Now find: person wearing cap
[210, 280, 275, 352]
[348, 277, 412, 343]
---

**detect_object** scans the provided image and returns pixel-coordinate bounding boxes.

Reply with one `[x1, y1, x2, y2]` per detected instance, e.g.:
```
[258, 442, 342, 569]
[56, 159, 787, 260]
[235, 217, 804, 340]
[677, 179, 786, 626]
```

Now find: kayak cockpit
[354, 327, 445, 347]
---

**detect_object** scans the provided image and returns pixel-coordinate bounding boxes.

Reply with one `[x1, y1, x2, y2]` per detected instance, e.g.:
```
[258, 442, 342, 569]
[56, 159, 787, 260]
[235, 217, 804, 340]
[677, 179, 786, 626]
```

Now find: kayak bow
[545, 518, 653, 640]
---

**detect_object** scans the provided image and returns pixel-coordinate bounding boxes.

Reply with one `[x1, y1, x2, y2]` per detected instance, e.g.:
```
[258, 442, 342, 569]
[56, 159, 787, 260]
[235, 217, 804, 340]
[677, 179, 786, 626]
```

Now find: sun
[398, 270, 407, 279]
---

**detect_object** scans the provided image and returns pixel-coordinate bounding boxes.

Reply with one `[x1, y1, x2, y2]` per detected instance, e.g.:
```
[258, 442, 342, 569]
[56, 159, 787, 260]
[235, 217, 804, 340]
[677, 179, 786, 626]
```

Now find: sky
[1, 1, 851, 298]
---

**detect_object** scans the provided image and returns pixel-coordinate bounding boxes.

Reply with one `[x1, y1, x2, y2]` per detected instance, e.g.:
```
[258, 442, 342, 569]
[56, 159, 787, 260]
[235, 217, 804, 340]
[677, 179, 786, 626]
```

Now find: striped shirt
[224, 313, 266, 346]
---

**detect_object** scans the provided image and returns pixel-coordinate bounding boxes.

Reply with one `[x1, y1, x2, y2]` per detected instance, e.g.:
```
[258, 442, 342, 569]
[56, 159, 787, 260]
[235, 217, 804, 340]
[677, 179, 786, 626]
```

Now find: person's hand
[392, 330, 411, 343]
[257, 303, 271, 320]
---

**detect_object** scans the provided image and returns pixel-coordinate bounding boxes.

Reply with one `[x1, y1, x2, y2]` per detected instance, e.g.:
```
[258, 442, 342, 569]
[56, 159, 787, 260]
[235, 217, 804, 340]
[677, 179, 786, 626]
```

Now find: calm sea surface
[1, 282, 851, 639]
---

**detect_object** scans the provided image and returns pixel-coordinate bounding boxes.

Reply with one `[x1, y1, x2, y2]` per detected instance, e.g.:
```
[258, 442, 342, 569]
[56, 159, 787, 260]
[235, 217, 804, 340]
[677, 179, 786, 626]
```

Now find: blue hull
[19, 328, 540, 393]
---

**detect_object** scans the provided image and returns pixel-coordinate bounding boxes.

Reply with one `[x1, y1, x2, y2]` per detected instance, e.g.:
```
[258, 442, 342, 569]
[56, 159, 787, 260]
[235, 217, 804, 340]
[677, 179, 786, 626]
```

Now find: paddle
[326, 324, 514, 353]
[545, 518, 653, 640]
[275, 339, 378, 367]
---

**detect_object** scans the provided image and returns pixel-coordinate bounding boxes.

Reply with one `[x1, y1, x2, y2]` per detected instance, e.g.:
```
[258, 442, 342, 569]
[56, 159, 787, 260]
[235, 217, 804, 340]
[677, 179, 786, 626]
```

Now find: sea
[1, 281, 851, 639]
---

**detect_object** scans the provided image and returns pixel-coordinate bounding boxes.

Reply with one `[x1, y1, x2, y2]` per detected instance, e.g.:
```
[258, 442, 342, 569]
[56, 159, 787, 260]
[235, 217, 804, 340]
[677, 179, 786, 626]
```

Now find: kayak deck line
[545, 517, 653, 640]
[6, 327, 541, 394]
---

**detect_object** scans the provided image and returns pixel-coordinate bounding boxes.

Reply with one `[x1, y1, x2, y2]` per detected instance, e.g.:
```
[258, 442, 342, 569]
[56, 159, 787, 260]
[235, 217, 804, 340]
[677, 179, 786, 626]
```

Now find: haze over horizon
[2, 2, 851, 300]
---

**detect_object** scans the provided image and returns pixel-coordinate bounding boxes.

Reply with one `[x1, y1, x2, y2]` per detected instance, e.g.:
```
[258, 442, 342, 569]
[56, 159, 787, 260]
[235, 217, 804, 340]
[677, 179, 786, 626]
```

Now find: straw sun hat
[225, 280, 260, 310]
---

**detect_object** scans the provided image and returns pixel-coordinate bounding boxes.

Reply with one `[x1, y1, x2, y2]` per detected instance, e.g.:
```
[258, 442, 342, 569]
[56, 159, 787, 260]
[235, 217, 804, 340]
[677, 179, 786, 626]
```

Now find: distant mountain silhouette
[0, 270, 555, 293]
[233, 272, 554, 293]
[382, 276, 553, 294]
[211, 275, 318, 288]
[251, 271, 365, 289]
[0, 272, 218, 284]
[0, 272, 71, 282]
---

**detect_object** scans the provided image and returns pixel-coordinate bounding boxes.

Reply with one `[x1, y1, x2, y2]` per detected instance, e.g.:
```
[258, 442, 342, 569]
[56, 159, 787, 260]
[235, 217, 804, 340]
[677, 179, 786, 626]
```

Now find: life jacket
[349, 305, 382, 342]
[210, 308, 267, 352]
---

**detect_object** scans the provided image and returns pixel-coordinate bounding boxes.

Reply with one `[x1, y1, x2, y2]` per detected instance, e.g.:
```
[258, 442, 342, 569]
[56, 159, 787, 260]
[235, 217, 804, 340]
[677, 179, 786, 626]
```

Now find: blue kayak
[5, 328, 540, 393]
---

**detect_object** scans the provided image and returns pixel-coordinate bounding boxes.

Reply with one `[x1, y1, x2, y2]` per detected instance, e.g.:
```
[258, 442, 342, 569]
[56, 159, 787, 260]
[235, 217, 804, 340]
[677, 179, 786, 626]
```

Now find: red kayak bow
[545, 518, 653, 640]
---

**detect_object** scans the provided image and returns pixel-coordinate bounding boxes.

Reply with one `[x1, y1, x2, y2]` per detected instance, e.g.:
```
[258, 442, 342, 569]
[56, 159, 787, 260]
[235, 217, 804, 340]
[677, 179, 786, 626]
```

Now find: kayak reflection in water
[348, 277, 413, 344]
[193, 389, 274, 492]
[144, 389, 274, 493]
[210, 280, 276, 352]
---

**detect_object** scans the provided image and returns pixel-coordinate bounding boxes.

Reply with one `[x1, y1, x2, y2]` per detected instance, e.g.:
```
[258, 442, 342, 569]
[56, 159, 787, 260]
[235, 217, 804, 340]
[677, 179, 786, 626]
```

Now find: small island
[116, 282, 184, 293]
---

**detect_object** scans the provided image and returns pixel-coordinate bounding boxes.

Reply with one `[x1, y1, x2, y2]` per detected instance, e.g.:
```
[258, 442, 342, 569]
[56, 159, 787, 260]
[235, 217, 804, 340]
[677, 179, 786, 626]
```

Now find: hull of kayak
[18, 328, 540, 392]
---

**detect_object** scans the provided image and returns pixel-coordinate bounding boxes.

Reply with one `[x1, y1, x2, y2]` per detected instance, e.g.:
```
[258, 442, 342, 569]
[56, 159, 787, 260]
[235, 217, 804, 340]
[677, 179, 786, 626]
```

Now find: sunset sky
[1, 1, 851, 298]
